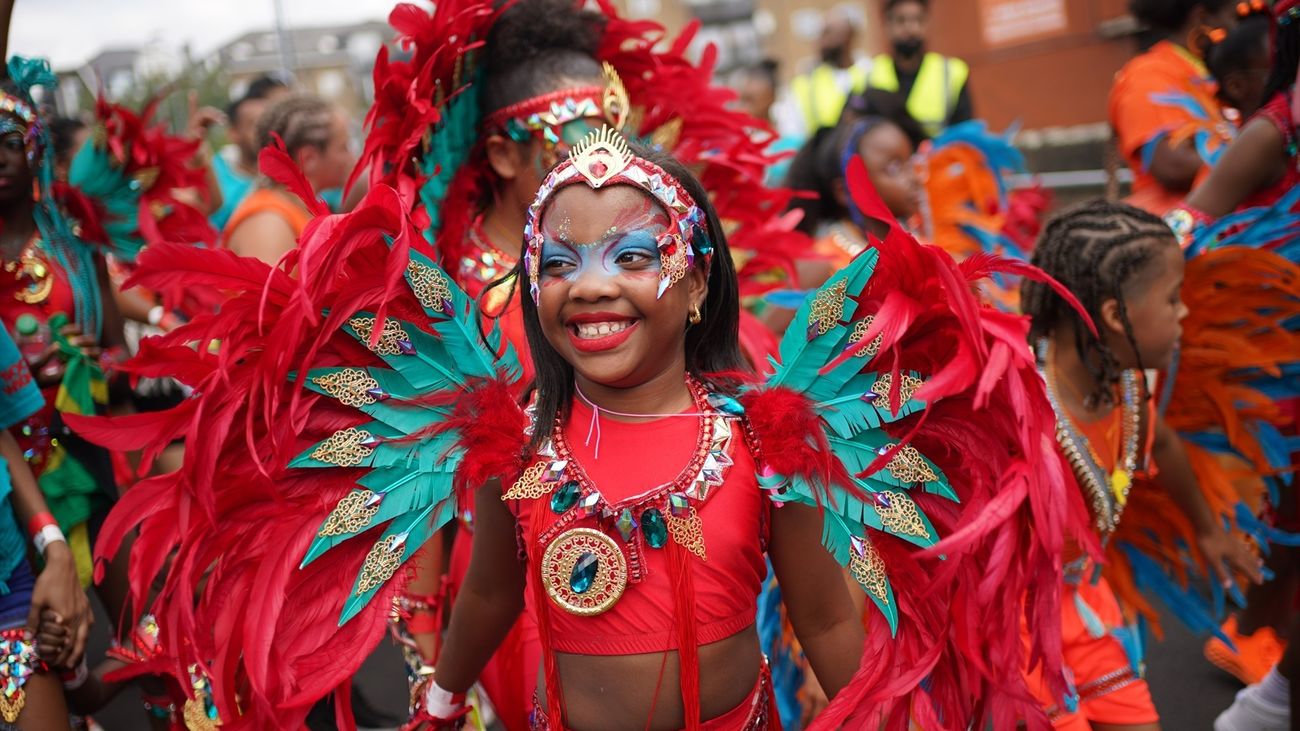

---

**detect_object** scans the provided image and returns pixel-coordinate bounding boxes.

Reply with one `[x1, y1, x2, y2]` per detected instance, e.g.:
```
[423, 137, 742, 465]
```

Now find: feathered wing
[69, 186, 524, 727]
[743, 157, 1090, 730]
[67, 96, 217, 262]
[922, 120, 1049, 311]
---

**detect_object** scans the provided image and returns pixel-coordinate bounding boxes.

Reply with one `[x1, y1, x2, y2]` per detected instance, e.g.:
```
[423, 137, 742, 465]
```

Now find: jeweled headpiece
[523, 126, 711, 303]
[482, 62, 629, 147]
[0, 62, 43, 169]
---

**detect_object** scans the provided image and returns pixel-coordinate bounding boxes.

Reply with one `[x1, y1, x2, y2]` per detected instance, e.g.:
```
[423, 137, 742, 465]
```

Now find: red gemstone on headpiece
[662, 242, 677, 256]
[590, 161, 608, 178]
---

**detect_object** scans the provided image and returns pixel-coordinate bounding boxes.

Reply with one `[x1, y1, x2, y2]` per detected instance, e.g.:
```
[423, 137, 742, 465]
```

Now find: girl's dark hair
[481, 0, 606, 117]
[784, 117, 907, 235]
[1129, 0, 1232, 32]
[842, 88, 928, 148]
[883, 0, 929, 12]
[1264, 14, 1300, 103]
[516, 141, 746, 446]
[1207, 13, 1271, 87]
[49, 116, 87, 168]
[1021, 200, 1177, 408]
[255, 93, 335, 157]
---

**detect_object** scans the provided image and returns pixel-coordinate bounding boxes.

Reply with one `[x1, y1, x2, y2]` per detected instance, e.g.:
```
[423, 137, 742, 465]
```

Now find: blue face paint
[539, 228, 663, 285]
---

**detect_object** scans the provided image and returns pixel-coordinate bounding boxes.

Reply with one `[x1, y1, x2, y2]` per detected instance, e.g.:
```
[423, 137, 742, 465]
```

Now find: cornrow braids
[1021, 199, 1177, 408]
[254, 93, 335, 159]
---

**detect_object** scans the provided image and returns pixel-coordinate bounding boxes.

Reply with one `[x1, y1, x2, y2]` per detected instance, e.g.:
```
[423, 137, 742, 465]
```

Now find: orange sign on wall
[979, 0, 1069, 48]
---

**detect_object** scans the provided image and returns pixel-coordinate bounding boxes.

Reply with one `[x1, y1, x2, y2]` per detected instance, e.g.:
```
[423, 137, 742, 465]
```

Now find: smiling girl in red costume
[74, 111, 1100, 730]
[353, 2, 804, 724]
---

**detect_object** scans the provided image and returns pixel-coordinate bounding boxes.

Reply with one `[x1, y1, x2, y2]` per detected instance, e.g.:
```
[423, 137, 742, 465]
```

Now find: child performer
[76, 125, 1086, 729]
[1021, 200, 1265, 729]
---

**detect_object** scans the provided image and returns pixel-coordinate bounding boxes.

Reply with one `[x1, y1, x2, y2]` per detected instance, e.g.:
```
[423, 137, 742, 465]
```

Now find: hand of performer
[1197, 529, 1264, 590]
[185, 90, 225, 145]
[28, 540, 92, 668]
[34, 609, 71, 662]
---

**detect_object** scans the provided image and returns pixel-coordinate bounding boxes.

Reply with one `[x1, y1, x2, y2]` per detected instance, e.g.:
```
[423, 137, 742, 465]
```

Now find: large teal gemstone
[550, 481, 581, 514]
[570, 552, 598, 594]
[641, 508, 668, 548]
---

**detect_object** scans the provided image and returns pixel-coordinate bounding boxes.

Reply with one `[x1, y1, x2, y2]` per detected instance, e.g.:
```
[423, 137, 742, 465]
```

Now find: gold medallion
[541, 528, 628, 616]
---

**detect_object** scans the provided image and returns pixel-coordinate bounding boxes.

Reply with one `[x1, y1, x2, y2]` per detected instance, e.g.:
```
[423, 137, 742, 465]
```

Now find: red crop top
[510, 397, 768, 656]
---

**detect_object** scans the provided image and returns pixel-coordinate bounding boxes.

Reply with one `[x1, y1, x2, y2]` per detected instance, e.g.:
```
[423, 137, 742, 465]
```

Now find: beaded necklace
[1038, 339, 1142, 538]
[502, 376, 738, 616]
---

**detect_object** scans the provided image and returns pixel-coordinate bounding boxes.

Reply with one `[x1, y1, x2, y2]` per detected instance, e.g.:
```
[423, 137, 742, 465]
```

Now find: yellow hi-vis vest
[868, 52, 968, 137]
[790, 63, 870, 133]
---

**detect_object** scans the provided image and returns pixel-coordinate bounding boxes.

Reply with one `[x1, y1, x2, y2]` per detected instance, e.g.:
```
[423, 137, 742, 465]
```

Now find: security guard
[867, 0, 972, 138]
[784, 9, 872, 137]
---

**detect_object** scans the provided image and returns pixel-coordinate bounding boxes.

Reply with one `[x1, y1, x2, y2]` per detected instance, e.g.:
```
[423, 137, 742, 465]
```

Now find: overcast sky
[12, 0, 413, 70]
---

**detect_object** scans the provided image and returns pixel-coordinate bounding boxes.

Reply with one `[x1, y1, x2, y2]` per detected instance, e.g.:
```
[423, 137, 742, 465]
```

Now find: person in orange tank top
[222, 93, 354, 265]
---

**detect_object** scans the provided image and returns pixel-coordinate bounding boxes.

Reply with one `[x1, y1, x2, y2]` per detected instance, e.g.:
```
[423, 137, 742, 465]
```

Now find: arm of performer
[431, 481, 528, 711]
[769, 502, 865, 699]
[4, 430, 91, 669]
[1183, 116, 1288, 218]
[1148, 138, 1208, 194]
[1151, 415, 1265, 588]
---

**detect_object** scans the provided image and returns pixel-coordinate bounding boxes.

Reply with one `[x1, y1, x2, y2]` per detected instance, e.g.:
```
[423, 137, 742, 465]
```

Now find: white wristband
[421, 680, 465, 718]
[147, 305, 165, 327]
[34, 524, 66, 557]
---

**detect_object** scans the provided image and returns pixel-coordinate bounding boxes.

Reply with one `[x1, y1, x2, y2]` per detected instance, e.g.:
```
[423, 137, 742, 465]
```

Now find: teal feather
[416, 72, 483, 243]
[404, 249, 520, 382]
[301, 470, 451, 566]
[67, 140, 147, 261]
[769, 248, 878, 391]
[338, 500, 458, 624]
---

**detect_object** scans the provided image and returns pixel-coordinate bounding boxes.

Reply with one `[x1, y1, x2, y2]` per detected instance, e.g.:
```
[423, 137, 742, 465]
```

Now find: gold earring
[689, 304, 702, 325]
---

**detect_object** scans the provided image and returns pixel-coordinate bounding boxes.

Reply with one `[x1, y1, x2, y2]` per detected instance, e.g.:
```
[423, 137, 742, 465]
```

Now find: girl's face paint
[538, 193, 665, 287]
[0, 112, 34, 208]
[536, 184, 703, 389]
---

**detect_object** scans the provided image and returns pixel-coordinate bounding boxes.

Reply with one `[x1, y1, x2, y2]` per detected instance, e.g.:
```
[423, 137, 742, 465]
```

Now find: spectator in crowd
[773, 7, 870, 140]
[865, 0, 971, 138]
[222, 93, 354, 265]
[210, 74, 289, 230]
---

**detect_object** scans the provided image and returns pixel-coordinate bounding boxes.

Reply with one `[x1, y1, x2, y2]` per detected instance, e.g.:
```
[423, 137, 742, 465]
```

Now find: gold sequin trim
[883, 444, 938, 484]
[319, 490, 380, 537]
[407, 261, 454, 314]
[849, 537, 890, 604]
[501, 462, 552, 501]
[848, 316, 883, 358]
[667, 506, 707, 560]
[870, 373, 924, 404]
[183, 697, 220, 730]
[310, 428, 374, 467]
[872, 491, 931, 540]
[810, 280, 847, 336]
[311, 369, 381, 408]
[349, 316, 410, 356]
[356, 534, 404, 595]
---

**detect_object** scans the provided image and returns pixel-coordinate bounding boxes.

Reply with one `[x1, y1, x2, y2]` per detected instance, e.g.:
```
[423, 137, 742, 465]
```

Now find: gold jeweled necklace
[1039, 339, 1142, 537]
[502, 377, 739, 616]
[3, 233, 52, 305]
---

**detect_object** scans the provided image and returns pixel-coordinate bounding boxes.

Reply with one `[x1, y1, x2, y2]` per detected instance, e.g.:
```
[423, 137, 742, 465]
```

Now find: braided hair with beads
[1020, 199, 1177, 408]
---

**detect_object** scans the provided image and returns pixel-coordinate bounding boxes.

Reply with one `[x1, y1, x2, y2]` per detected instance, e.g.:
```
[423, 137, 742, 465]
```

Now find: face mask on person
[892, 38, 923, 58]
